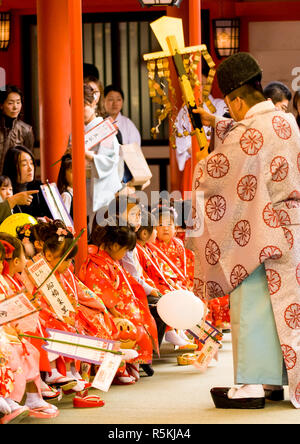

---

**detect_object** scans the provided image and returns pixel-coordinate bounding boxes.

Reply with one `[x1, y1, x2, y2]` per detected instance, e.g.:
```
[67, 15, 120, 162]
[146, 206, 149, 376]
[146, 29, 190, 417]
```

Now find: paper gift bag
[120, 143, 152, 187]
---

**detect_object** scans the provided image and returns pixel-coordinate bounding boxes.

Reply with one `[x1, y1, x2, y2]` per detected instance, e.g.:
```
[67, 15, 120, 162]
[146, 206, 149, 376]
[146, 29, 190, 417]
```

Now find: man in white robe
[191, 52, 300, 409]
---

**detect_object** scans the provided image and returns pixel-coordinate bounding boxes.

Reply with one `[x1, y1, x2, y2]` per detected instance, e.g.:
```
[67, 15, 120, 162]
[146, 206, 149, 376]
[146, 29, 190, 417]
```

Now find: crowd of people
[0, 54, 300, 423]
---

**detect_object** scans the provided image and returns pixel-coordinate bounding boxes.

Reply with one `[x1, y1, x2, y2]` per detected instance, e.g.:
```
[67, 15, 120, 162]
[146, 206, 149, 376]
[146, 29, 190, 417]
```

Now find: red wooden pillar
[68, 0, 88, 271]
[37, 0, 87, 270]
[189, 0, 202, 184]
[36, 0, 71, 183]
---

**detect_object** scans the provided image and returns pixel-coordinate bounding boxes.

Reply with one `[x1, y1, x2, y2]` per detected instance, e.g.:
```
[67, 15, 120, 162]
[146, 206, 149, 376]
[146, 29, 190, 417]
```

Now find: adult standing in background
[84, 75, 106, 119]
[0, 85, 34, 174]
[103, 85, 141, 146]
[263, 81, 292, 112]
[104, 85, 141, 185]
[84, 85, 122, 230]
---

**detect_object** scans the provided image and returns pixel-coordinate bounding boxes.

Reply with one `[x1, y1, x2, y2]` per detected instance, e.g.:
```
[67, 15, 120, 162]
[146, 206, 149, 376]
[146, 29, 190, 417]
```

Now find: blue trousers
[230, 264, 287, 385]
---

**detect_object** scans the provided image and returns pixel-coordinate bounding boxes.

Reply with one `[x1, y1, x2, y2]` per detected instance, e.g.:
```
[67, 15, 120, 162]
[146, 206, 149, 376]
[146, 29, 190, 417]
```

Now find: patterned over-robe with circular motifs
[206, 281, 225, 299]
[216, 120, 232, 142]
[205, 195, 226, 222]
[193, 278, 204, 296]
[276, 209, 291, 226]
[207, 153, 230, 179]
[230, 264, 249, 288]
[259, 246, 283, 264]
[295, 383, 300, 404]
[296, 263, 300, 286]
[281, 344, 297, 371]
[265, 269, 281, 295]
[272, 115, 292, 140]
[232, 220, 251, 247]
[194, 165, 203, 190]
[284, 303, 300, 329]
[270, 156, 289, 182]
[285, 190, 300, 209]
[205, 239, 221, 265]
[263, 202, 281, 228]
[283, 227, 294, 250]
[237, 174, 258, 201]
[240, 128, 264, 155]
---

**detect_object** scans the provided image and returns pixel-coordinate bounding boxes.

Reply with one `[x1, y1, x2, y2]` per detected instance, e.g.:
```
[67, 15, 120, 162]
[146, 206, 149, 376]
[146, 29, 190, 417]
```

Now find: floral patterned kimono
[149, 241, 189, 290]
[191, 100, 300, 408]
[0, 273, 41, 402]
[60, 268, 118, 340]
[154, 237, 195, 290]
[9, 265, 87, 373]
[135, 242, 179, 295]
[0, 349, 14, 400]
[79, 246, 158, 364]
[153, 238, 230, 327]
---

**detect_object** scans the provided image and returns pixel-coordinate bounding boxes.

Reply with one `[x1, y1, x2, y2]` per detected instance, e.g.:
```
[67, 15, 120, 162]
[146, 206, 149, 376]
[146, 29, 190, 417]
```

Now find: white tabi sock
[45, 368, 75, 383]
[0, 398, 11, 415]
[165, 330, 190, 347]
[70, 367, 83, 380]
[66, 372, 85, 392]
[25, 393, 58, 411]
[228, 384, 265, 399]
[5, 398, 21, 412]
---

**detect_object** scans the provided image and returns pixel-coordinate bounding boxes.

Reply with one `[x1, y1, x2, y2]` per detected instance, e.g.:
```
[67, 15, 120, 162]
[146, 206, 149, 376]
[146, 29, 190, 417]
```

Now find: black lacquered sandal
[264, 388, 284, 401]
[210, 387, 265, 409]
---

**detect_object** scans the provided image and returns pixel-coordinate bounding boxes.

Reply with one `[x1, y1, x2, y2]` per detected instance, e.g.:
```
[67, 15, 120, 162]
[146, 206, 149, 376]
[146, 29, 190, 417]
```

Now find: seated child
[153, 204, 230, 334]
[94, 196, 160, 377]
[135, 212, 167, 347]
[79, 223, 158, 383]
[17, 219, 66, 259]
[152, 205, 194, 290]
[135, 211, 197, 350]
[0, 235, 59, 420]
[0, 175, 13, 203]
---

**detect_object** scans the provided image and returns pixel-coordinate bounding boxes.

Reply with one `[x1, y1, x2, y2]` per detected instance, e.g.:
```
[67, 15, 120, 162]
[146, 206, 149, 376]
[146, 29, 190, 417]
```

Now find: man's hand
[7, 190, 39, 209]
[193, 107, 216, 128]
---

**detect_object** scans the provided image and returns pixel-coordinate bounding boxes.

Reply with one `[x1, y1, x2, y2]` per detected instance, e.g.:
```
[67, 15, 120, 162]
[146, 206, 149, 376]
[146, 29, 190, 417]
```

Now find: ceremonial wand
[18, 333, 123, 356]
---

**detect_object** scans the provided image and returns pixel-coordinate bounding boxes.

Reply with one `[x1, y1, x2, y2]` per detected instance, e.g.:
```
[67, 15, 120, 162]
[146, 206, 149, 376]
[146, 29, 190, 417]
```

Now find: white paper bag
[120, 143, 152, 186]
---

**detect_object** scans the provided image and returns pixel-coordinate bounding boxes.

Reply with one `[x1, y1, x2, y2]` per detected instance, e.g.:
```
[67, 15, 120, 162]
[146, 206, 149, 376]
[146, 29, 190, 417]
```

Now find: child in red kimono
[152, 206, 194, 290]
[153, 206, 230, 330]
[0, 234, 59, 419]
[136, 212, 197, 350]
[38, 224, 109, 401]
[79, 223, 158, 383]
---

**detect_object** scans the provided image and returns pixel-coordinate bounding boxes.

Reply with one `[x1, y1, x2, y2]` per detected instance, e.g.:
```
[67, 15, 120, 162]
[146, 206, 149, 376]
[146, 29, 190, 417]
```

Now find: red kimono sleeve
[82, 262, 119, 309]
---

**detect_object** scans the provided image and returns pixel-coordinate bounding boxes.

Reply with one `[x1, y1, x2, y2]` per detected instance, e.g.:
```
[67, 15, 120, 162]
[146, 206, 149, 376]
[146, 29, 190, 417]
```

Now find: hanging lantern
[213, 18, 240, 59]
[138, 0, 183, 7]
[0, 12, 11, 51]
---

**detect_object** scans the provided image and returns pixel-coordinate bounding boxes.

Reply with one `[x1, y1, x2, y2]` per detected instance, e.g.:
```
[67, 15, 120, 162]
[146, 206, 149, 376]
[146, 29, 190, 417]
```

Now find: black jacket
[13, 180, 52, 219]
